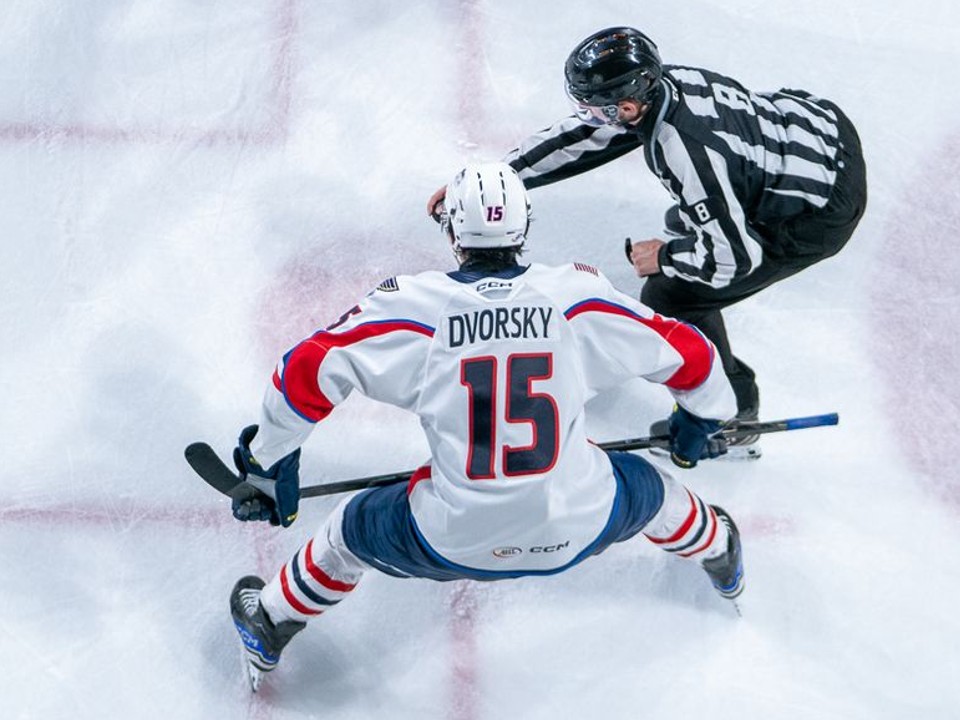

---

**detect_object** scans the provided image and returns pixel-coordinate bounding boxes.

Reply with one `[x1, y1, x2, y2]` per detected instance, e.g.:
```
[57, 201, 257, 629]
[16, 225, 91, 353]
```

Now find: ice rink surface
[2, 1, 959, 718]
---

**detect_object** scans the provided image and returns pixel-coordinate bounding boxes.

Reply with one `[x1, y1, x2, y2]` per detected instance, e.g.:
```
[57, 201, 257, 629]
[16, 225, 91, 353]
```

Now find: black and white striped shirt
[504, 65, 845, 288]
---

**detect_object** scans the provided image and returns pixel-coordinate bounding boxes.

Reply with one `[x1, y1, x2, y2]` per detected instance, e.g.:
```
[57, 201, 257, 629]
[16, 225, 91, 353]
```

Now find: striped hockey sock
[260, 502, 368, 623]
[642, 479, 729, 562]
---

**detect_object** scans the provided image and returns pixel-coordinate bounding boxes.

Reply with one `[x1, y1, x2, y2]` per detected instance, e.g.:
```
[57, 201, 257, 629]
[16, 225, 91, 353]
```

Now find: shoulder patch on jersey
[376, 277, 399, 292]
[573, 262, 599, 276]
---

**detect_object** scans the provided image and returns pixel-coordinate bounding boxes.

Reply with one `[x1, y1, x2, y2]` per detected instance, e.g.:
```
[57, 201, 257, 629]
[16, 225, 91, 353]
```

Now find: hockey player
[427, 27, 867, 459]
[229, 162, 743, 691]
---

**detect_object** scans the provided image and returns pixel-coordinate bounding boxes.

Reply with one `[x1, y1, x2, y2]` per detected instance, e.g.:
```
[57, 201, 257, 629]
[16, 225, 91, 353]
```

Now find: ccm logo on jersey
[492, 541, 571, 559]
[530, 541, 570, 553]
[448, 306, 554, 348]
[475, 279, 513, 294]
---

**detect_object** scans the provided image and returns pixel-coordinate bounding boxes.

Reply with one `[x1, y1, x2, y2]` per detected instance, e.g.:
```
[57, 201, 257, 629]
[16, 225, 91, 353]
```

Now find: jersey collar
[447, 262, 530, 284]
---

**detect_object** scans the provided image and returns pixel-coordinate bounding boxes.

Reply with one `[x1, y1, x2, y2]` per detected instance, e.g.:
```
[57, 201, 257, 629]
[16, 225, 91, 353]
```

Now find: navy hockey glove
[231, 425, 301, 527]
[668, 406, 726, 469]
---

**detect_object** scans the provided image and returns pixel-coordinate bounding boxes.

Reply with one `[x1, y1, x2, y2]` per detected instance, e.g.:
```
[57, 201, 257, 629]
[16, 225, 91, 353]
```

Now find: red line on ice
[0, 0, 298, 148]
[448, 582, 480, 720]
[0, 502, 232, 529]
[447, 4, 489, 719]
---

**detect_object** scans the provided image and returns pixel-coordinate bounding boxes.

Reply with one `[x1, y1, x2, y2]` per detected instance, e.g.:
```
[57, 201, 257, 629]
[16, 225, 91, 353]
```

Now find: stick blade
[184, 442, 243, 496]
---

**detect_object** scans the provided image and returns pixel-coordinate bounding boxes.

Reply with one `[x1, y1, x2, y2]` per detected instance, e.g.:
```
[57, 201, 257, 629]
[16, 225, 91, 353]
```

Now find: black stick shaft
[298, 412, 838, 498]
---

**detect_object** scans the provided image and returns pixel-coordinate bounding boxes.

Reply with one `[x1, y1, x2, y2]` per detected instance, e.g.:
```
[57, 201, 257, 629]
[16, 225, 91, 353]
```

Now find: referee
[430, 26, 867, 457]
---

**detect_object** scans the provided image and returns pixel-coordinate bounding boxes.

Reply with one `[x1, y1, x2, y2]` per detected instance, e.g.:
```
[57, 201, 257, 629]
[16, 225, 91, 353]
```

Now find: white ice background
[1, 1, 959, 718]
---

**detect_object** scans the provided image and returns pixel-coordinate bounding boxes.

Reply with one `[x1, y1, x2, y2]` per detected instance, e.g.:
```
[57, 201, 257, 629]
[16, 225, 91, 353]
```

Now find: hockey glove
[231, 425, 301, 527]
[668, 406, 726, 469]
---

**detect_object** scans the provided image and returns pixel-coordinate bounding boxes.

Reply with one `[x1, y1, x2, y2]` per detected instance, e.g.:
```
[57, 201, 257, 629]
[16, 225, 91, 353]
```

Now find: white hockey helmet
[441, 162, 530, 250]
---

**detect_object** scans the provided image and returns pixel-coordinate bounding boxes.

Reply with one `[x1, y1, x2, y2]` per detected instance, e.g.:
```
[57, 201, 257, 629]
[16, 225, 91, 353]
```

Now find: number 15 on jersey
[460, 352, 560, 480]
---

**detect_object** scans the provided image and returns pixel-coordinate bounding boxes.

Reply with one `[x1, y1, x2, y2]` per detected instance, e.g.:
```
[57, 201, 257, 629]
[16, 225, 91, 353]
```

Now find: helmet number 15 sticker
[486, 206, 504, 222]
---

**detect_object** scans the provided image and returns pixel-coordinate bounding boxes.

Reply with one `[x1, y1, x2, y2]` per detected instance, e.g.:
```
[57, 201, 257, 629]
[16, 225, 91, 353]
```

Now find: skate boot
[230, 575, 305, 691]
[724, 408, 761, 460]
[701, 506, 744, 600]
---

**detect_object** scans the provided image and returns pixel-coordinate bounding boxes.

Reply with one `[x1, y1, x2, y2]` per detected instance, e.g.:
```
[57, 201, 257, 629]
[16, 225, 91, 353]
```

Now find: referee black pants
[641, 103, 867, 416]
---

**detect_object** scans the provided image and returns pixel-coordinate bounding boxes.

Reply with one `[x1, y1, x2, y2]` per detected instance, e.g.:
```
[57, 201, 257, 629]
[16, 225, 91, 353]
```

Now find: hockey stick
[185, 412, 838, 501]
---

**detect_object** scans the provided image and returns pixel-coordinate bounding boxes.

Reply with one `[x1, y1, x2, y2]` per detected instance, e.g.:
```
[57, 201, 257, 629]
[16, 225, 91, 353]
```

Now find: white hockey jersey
[251, 262, 735, 572]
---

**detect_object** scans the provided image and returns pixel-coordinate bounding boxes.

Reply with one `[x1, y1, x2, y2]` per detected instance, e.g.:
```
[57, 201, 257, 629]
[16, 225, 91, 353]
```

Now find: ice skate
[701, 506, 744, 603]
[722, 408, 761, 460]
[230, 576, 305, 691]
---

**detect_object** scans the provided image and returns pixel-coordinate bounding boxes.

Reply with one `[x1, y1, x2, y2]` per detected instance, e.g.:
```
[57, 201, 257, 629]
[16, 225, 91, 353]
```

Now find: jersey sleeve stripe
[280, 320, 436, 422]
[564, 298, 714, 391]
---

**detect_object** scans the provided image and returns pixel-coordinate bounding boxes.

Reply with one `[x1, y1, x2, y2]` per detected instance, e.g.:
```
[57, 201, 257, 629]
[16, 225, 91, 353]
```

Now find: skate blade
[648, 446, 762, 461]
[718, 580, 745, 616]
[247, 662, 264, 693]
[724, 444, 761, 460]
[237, 642, 268, 692]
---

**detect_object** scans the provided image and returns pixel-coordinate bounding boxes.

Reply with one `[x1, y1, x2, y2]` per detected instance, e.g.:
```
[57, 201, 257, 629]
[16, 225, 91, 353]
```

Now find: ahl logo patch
[492, 546, 523, 559]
